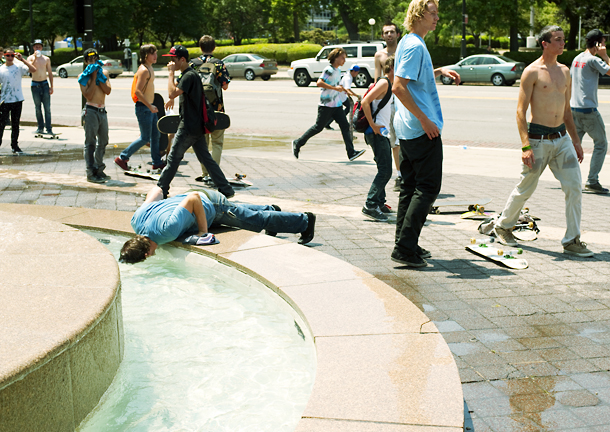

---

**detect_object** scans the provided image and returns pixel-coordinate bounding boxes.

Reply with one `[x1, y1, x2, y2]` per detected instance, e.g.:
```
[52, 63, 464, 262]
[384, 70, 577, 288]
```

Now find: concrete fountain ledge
[0, 204, 463, 431]
[0, 210, 123, 431]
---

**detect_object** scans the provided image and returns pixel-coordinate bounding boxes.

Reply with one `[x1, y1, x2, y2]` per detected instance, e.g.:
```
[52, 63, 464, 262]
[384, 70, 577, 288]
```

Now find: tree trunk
[510, 25, 519, 52]
[337, 7, 359, 41]
[565, 7, 579, 50]
[293, 10, 300, 42]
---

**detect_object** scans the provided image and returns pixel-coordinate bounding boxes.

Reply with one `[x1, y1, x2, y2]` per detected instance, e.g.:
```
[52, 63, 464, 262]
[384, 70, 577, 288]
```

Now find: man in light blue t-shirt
[292, 48, 366, 162]
[570, 29, 610, 194]
[391, 0, 460, 268]
[119, 186, 316, 263]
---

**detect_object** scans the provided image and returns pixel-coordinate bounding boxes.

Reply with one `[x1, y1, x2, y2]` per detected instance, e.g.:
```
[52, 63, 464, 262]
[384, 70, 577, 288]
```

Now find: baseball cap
[350, 64, 360, 72]
[586, 29, 609, 42]
[162, 45, 189, 59]
[33, 39, 43, 46]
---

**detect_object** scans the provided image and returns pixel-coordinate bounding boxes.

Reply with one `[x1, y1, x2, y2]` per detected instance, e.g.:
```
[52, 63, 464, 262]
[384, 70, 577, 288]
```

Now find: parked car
[222, 53, 278, 80]
[56, 55, 123, 78]
[288, 42, 384, 88]
[440, 54, 525, 86]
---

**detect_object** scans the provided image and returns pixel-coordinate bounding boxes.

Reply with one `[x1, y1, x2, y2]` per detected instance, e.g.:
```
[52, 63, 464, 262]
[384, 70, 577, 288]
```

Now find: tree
[269, 0, 318, 42]
[211, 0, 270, 45]
[327, 0, 399, 41]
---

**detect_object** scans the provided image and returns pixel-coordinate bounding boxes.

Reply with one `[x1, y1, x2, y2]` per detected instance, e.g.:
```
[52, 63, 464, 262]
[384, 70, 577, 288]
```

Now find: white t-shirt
[338, 73, 353, 103]
[0, 62, 30, 103]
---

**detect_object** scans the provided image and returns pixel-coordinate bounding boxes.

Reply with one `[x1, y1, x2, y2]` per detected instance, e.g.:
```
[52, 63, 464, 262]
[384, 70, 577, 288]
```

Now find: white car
[57, 55, 123, 78]
[288, 43, 384, 88]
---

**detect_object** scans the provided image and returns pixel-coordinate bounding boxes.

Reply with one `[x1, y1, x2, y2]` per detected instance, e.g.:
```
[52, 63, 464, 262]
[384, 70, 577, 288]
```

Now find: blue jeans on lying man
[119, 102, 162, 166]
[203, 190, 308, 234]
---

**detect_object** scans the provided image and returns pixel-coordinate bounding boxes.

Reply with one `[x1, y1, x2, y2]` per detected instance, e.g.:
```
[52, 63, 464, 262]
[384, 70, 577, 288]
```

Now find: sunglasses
[4, 54, 15, 57]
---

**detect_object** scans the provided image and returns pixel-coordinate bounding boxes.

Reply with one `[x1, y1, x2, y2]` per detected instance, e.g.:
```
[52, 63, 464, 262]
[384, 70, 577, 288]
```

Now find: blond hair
[404, 0, 439, 31]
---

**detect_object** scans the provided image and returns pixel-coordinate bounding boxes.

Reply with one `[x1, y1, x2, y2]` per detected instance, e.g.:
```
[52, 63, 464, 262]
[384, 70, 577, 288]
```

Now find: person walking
[27, 39, 54, 135]
[570, 29, 610, 194]
[292, 48, 366, 161]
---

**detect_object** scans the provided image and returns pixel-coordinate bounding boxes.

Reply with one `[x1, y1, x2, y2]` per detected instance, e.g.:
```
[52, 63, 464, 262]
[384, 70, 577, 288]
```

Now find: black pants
[394, 134, 443, 255]
[0, 101, 23, 148]
[326, 98, 352, 127]
[294, 105, 355, 158]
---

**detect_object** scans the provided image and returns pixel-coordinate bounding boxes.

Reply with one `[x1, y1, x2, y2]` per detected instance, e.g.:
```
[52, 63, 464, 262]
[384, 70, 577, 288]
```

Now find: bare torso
[528, 58, 570, 127]
[27, 55, 51, 81]
[374, 47, 395, 80]
[138, 65, 155, 105]
[82, 69, 110, 105]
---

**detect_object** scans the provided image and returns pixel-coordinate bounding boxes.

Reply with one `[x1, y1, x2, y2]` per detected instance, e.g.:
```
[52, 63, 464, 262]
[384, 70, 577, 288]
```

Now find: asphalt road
[18, 76, 610, 151]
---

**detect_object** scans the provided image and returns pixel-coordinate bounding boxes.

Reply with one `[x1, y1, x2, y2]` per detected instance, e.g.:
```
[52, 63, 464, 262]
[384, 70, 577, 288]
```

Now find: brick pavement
[2, 130, 610, 431]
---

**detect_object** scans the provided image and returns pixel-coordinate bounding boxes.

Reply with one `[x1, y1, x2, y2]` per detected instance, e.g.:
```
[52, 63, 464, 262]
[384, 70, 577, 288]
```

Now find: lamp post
[461, 0, 467, 59]
[369, 18, 376, 41]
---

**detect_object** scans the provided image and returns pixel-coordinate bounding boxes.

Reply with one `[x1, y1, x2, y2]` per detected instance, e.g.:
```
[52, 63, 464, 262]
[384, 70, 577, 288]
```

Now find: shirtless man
[114, 44, 165, 171]
[79, 48, 112, 183]
[27, 39, 54, 135]
[494, 25, 592, 257]
[374, 22, 403, 192]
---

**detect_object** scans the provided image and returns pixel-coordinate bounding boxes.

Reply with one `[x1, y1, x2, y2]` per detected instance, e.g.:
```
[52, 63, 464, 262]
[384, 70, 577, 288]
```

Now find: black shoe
[221, 189, 235, 199]
[379, 204, 394, 214]
[11, 146, 24, 155]
[325, 125, 334, 130]
[265, 205, 282, 236]
[298, 212, 316, 244]
[349, 149, 366, 161]
[584, 182, 609, 194]
[87, 175, 107, 184]
[391, 250, 428, 267]
[416, 246, 431, 259]
[96, 170, 111, 181]
[292, 140, 300, 159]
[362, 205, 388, 221]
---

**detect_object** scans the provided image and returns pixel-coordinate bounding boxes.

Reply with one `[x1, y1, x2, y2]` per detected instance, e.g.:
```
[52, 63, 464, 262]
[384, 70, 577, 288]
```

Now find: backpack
[202, 93, 218, 134]
[190, 55, 222, 106]
[352, 77, 392, 133]
[131, 66, 151, 103]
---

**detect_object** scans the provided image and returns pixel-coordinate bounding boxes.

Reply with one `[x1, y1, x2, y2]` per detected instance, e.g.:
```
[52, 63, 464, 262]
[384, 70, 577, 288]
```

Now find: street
[20, 76, 610, 152]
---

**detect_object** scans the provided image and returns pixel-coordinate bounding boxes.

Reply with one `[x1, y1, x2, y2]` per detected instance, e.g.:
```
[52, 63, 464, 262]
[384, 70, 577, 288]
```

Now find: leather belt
[571, 107, 597, 114]
[85, 105, 106, 113]
[528, 130, 567, 140]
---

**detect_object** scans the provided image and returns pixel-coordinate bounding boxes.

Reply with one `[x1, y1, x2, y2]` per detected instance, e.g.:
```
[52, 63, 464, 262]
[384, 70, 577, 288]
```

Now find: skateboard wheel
[433, 207, 440, 215]
[528, 222, 534, 228]
[497, 249, 504, 255]
[468, 205, 475, 212]
[517, 248, 523, 254]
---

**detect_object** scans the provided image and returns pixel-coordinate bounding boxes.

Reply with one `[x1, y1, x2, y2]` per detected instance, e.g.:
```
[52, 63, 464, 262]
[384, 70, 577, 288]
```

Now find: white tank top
[371, 92, 392, 128]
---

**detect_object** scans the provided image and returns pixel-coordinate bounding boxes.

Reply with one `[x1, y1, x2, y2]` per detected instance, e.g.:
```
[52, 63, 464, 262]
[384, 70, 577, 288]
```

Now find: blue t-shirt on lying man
[131, 193, 216, 245]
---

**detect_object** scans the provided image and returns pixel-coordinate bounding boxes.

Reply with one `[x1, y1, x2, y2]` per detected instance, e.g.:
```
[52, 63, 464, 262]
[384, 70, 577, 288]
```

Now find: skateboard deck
[460, 204, 492, 220]
[33, 132, 61, 139]
[153, 93, 169, 154]
[466, 239, 528, 270]
[431, 198, 492, 215]
[157, 112, 230, 135]
[124, 168, 160, 181]
[202, 173, 253, 188]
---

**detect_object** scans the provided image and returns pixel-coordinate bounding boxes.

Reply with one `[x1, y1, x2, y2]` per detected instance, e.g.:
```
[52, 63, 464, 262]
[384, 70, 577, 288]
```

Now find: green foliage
[300, 28, 335, 45]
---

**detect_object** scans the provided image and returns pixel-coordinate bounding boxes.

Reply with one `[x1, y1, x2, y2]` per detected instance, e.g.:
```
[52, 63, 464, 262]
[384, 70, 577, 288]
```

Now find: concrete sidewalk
[2, 125, 610, 431]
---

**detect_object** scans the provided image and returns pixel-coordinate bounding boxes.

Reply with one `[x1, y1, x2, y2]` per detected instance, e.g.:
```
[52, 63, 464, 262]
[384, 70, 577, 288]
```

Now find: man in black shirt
[158, 45, 234, 198]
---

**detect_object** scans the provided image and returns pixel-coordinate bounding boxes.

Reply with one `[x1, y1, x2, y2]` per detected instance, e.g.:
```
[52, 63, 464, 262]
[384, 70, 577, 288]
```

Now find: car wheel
[261, 75, 270, 81]
[354, 71, 371, 88]
[245, 70, 256, 81]
[294, 69, 311, 87]
[492, 73, 506, 86]
[441, 75, 454, 85]
[58, 68, 68, 79]
[109, 74, 117, 79]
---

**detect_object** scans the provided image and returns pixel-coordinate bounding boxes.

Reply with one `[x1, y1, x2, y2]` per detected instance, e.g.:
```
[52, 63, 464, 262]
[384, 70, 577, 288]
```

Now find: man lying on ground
[120, 186, 316, 263]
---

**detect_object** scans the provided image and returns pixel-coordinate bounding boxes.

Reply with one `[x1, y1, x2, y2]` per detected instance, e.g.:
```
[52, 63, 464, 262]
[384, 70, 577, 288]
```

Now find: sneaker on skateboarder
[494, 25, 593, 258]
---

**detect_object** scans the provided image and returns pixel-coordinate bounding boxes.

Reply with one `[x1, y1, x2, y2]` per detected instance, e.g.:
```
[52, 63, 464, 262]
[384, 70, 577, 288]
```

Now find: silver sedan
[222, 54, 278, 81]
[56, 55, 123, 79]
[440, 54, 525, 86]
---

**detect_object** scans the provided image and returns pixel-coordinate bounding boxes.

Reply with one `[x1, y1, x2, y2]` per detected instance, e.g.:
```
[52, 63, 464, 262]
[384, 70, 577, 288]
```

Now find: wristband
[522, 145, 532, 151]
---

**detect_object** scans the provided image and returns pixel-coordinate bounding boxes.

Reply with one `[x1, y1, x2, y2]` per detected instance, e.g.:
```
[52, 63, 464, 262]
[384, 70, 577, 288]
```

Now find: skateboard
[152, 93, 169, 154]
[201, 173, 253, 188]
[430, 198, 492, 215]
[33, 132, 61, 139]
[124, 167, 161, 181]
[466, 238, 528, 270]
[460, 204, 492, 220]
[157, 112, 231, 135]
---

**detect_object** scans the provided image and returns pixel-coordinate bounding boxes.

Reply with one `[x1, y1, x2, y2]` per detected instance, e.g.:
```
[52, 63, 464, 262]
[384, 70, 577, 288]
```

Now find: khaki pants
[497, 134, 582, 246]
[200, 129, 225, 176]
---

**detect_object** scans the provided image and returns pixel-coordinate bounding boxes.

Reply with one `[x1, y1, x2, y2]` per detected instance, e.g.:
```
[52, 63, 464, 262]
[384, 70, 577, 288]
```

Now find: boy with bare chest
[27, 39, 54, 135]
[494, 26, 592, 257]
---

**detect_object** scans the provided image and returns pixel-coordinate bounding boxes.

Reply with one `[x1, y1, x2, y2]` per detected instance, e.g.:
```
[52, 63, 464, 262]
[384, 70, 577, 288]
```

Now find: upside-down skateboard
[33, 132, 61, 139]
[157, 112, 231, 135]
[430, 198, 492, 215]
[466, 238, 528, 269]
[200, 173, 253, 188]
[153, 93, 169, 154]
[460, 204, 492, 220]
[124, 167, 161, 181]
